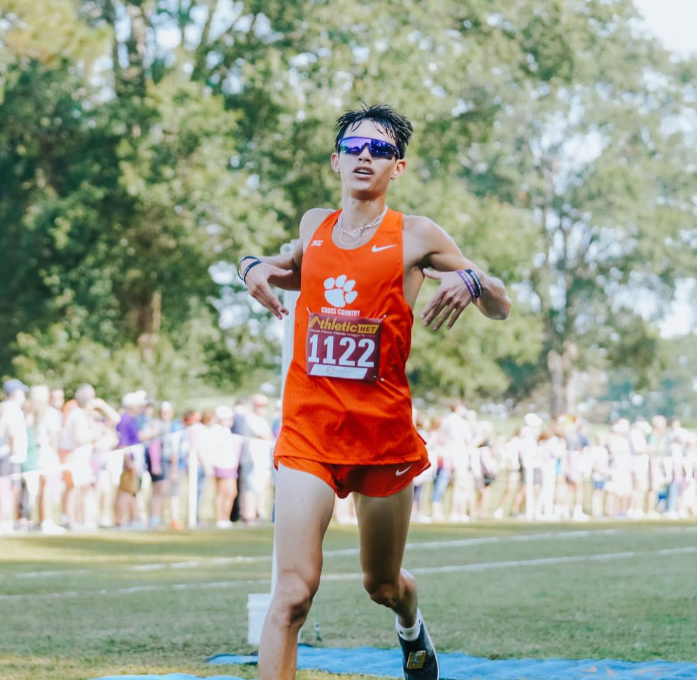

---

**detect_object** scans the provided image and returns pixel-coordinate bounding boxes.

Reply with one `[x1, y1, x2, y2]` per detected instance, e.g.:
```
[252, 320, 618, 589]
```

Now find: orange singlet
[275, 208, 429, 495]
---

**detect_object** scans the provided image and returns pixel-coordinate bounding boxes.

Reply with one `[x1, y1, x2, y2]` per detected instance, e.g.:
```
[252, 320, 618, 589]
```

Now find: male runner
[240, 103, 511, 680]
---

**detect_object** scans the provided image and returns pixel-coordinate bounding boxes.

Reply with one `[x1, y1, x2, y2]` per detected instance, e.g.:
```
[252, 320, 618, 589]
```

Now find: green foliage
[0, 0, 695, 412]
[604, 333, 697, 423]
[10, 301, 240, 405]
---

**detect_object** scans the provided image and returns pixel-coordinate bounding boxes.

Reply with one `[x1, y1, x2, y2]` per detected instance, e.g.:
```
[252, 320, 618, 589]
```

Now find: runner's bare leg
[258, 464, 335, 680]
[354, 484, 418, 627]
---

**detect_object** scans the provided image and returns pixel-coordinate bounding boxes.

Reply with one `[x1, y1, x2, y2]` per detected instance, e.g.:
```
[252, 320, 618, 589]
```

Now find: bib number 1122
[305, 313, 382, 381]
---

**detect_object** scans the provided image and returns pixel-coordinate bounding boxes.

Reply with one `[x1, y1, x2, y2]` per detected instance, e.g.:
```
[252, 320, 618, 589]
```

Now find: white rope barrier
[2, 430, 274, 482]
[2, 428, 276, 534]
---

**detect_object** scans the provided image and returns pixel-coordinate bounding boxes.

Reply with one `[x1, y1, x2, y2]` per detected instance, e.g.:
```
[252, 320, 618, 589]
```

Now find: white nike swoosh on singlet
[395, 466, 412, 476]
[372, 244, 396, 252]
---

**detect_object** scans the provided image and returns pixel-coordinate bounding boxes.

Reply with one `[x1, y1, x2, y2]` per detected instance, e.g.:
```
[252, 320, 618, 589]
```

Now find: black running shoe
[397, 616, 440, 679]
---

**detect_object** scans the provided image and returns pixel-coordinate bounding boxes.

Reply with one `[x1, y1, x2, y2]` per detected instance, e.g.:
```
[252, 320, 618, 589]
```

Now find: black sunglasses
[337, 136, 401, 160]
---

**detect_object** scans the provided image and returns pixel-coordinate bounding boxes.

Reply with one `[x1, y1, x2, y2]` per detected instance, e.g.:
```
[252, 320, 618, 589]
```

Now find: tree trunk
[547, 344, 579, 417]
[137, 291, 161, 364]
[124, 3, 148, 99]
[547, 349, 567, 417]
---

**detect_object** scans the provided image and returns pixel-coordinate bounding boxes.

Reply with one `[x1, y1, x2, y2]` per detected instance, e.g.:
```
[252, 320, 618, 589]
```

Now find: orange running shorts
[275, 454, 430, 498]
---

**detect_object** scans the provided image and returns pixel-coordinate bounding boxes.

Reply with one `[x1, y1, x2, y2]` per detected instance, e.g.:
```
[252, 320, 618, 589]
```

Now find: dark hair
[335, 103, 413, 159]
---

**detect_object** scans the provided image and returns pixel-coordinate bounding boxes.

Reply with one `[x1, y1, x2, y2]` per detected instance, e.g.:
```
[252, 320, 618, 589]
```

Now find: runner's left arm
[420, 220, 511, 329]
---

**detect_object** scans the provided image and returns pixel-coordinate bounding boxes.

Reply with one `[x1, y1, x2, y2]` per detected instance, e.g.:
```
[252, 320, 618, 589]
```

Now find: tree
[0, 0, 287, 390]
[431, 0, 697, 414]
[2, 0, 694, 413]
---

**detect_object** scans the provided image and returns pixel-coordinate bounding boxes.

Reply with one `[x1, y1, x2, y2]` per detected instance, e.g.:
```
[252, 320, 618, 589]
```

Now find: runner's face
[332, 120, 405, 197]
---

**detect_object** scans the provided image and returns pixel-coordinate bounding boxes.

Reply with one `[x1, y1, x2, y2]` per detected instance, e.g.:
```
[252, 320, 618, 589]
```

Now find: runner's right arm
[239, 241, 301, 319]
[241, 209, 330, 319]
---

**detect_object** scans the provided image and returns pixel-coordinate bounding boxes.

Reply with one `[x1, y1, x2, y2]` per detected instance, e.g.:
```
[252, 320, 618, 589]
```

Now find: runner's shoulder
[402, 213, 439, 235]
[300, 208, 335, 236]
[402, 214, 443, 250]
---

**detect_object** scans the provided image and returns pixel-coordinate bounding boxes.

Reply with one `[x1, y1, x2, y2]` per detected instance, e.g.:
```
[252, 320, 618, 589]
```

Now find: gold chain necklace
[337, 206, 388, 245]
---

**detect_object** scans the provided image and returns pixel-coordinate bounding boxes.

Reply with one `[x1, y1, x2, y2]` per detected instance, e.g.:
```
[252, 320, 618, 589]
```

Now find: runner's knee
[272, 574, 319, 626]
[363, 575, 402, 608]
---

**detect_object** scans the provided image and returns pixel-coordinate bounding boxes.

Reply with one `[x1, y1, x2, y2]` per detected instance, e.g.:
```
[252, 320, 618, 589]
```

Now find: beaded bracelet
[456, 269, 477, 299]
[465, 268, 483, 298]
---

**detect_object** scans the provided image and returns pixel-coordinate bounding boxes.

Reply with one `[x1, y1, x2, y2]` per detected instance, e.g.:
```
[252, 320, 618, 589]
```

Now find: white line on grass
[0, 528, 664, 580]
[322, 546, 697, 580]
[11, 569, 93, 579]
[403, 545, 697, 575]
[3, 527, 693, 582]
[1, 546, 694, 601]
[4, 554, 270, 579]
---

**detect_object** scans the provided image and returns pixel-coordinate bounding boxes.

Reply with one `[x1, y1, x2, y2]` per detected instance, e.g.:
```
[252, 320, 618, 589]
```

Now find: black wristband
[242, 259, 263, 284]
[237, 256, 259, 282]
[465, 268, 483, 298]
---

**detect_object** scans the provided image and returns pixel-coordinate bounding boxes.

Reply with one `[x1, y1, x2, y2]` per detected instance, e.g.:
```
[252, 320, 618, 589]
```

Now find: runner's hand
[245, 263, 294, 319]
[421, 269, 473, 330]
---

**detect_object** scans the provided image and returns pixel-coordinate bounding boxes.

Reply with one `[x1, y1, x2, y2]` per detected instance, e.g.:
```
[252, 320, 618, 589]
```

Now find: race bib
[306, 312, 382, 381]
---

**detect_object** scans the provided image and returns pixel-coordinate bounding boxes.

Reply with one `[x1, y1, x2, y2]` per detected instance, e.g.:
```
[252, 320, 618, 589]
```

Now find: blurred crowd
[0, 378, 277, 534]
[1, 378, 695, 535]
[394, 405, 697, 524]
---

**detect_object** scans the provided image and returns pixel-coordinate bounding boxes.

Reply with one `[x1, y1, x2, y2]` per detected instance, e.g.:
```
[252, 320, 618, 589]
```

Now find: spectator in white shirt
[211, 405, 243, 528]
[62, 384, 120, 529]
[242, 394, 274, 523]
[0, 379, 29, 532]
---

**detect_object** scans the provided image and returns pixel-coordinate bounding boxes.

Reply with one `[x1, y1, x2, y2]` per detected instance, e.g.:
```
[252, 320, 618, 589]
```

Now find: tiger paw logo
[323, 275, 357, 308]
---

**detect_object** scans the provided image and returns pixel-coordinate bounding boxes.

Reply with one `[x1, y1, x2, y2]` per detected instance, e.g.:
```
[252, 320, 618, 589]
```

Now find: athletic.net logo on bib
[306, 312, 382, 381]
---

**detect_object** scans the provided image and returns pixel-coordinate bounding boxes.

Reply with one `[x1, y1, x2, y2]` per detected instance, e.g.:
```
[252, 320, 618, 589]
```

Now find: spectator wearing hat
[511, 413, 543, 517]
[61, 384, 120, 530]
[241, 394, 274, 523]
[90, 406, 121, 529]
[210, 405, 243, 528]
[0, 379, 29, 532]
[114, 391, 148, 527]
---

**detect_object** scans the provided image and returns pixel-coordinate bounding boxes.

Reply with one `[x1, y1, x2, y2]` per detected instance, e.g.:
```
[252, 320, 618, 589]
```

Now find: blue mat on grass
[91, 645, 697, 680]
[206, 645, 697, 679]
[93, 676, 245, 680]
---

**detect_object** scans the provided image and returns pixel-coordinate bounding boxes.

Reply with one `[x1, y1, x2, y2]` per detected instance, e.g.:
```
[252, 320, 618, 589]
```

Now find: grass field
[1, 521, 695, 680]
